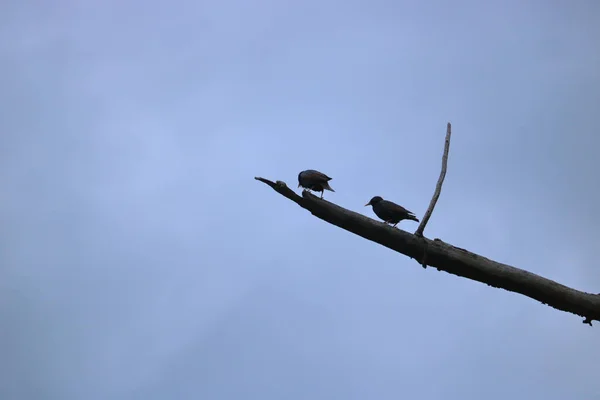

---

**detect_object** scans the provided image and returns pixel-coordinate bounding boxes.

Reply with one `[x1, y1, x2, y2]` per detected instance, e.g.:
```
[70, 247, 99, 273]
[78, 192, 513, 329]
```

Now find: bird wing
[386, 201, 415, 216]
[304, 170, 332, 181]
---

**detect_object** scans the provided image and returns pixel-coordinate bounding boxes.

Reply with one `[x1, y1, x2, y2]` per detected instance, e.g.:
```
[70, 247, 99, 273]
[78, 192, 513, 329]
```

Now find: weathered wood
[415, 122, 451, 237]
[254, 177, 600, 325]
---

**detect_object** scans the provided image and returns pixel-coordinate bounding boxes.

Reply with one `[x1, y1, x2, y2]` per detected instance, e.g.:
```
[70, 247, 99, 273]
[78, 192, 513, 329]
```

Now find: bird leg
[320, 191, 324, 199]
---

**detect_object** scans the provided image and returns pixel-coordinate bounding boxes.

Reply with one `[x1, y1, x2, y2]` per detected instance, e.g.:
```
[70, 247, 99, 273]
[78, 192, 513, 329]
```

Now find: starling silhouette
[365, 196, 419, 227]
[297, 169, 335, 199]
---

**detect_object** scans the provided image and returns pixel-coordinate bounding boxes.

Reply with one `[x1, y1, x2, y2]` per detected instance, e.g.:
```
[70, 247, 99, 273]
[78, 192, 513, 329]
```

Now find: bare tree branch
[254, 177, 600, 326]
[415, 122, 452, 237]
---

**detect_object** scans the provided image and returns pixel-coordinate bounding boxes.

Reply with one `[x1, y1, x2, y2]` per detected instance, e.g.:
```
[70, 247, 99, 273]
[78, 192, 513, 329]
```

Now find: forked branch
[254, 123, 599, 324]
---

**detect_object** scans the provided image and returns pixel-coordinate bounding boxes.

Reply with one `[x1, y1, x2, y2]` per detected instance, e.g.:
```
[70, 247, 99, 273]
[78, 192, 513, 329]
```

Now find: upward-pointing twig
[415, 122, 452, 237]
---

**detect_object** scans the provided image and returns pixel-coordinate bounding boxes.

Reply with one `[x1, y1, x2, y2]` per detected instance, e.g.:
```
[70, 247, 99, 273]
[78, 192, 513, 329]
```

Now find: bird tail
[322, 181, 335, 192]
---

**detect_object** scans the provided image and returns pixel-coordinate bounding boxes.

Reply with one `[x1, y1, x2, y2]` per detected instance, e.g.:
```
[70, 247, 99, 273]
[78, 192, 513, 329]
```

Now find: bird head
[365, 196, 383, 207]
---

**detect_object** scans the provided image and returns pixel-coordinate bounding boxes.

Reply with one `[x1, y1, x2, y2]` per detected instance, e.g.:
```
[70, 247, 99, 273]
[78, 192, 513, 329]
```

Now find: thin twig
[414, 122, 452, 237]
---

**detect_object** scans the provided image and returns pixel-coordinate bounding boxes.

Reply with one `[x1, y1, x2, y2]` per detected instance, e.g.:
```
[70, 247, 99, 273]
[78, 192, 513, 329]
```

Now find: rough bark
[254, 177, 600, 325]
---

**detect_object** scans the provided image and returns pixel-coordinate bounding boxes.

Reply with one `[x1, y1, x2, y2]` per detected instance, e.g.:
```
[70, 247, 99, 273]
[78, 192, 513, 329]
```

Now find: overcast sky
[1, 0, 599, 399]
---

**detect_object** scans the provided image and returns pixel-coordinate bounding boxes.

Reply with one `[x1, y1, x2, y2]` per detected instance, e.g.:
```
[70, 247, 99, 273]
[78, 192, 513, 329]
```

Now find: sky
[1, 0, 599, 399]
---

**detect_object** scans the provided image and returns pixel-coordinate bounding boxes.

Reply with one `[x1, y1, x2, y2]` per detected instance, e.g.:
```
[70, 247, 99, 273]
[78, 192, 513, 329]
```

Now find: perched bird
[297, 169, 335, 199]
[365, 196, 419, 227]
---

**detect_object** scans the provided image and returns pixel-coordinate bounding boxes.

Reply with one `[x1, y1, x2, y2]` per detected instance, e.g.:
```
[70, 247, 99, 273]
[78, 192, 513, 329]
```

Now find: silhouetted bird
[365, 196, 419, 227]
[297, 169, 335, 199]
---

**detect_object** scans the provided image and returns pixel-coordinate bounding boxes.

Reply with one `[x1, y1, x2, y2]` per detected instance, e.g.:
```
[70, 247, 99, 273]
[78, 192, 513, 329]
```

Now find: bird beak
[364, 202, 370, 207]
[297, 183, 301, 188]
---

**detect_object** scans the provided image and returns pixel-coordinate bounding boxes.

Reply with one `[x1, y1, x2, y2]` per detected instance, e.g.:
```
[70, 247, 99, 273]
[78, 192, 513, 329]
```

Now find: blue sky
[1, 0, 599, 399]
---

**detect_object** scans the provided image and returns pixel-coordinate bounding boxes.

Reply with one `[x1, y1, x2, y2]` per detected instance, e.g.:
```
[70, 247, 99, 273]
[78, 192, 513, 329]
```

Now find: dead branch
[254, 176, 600, 325]
[415, 122, 452, 237]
